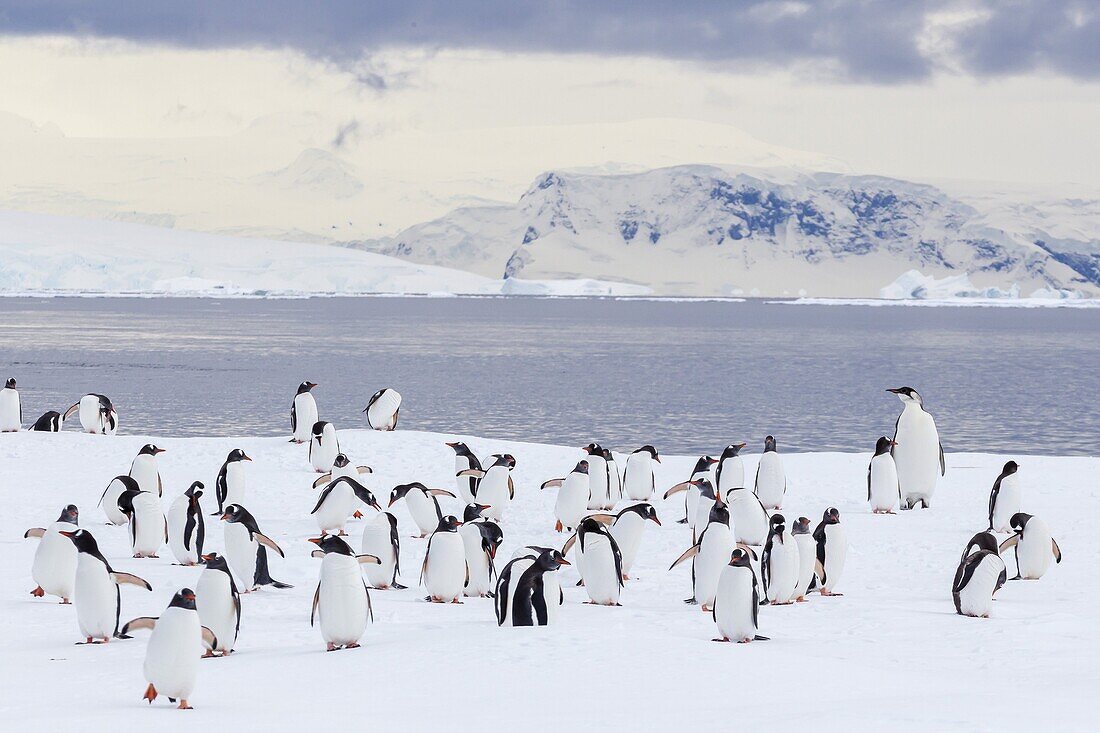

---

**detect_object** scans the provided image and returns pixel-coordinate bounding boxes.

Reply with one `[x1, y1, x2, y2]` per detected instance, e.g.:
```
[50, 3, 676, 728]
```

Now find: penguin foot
[178, 700, 192, 710]
[353, 511, 364, 519]
[392, 583, 408, 590]
[326, 643, 338, 651]
[202, 651, 215, 658]
[346, 643, 361, 649]
[760, 599, 770, 606]
[676, 518, 688, 525]
[30, 586, 44, 597]
[795, 596, 807, 603]
[60, 598, 71, 604]
[338, 531, 348, 536]
[712, 637, 731, 643]
[683, 597, 698, 605]
[701, 605, 712, 612]
[819, 590, 844, 597]
[143, 684, 157, 704]
[1009, 574, 1022, 581]
[450, 599, 464, 604]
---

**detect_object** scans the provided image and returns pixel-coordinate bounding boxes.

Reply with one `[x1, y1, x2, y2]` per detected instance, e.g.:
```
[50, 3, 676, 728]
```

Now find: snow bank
[3, 428, 1090, 731]
[880, 269, 1022, 300]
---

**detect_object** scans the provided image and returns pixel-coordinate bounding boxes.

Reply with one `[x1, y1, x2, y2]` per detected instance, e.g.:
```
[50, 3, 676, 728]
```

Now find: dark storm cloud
[0, 1, 1096, 82]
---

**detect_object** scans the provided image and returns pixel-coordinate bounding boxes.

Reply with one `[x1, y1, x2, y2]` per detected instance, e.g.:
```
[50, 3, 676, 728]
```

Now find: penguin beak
[59, 530, 76, 538]
[307, 537, 322, 545]
[477, 504, 490, 511]
[556, 558, 571, 566]
[388, 497, 397, 507]
[242, 454, 253, 461]
[220, 512, 231, 521]
[889, 440, 899, 446]
[653, 455, 661, 463]
[153, 447, 166, 455]
[370, 500, 382, 511]
[445, 442, 458, 448]
[650, 515, 662, 526]
[201, 553, 215, 561]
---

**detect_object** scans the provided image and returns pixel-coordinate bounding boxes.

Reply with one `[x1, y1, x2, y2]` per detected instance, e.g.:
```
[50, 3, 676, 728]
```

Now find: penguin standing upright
[712, 549, 768, 643]
[312, 454, 374, 518]
[291, 381, 318, 444]
[458, 454, 515, 522]
[309, 421, 340, 473]
[129, 444, 165, 497]
[389, 482, 456, 537]
[167, 482, 205, 565]
[669, 489, 734, 611]
[0, 377, 20, 431]
[24, 504, 80, 603]
[446, 441, 482, 504]
[761, 514, 799, 605]
[583, 444, 610, 510]
[888, 387, 945, 509]
[505, 545, 566, 624]
[31, 410, 61, 432]
[987, 461, 1021, 533]
[715, 443, 746, 498]
[121, 588, 216, 709]
[219, 505, 292, 591]
[361, 512, 405, 590]
[495, 549, 570, 626]
[59, 528, 152, 643]
[363, 388, 401, 431]
[952, 532, 1006, 618]
[195, 553, 240, 656]
[622, 445, 659, 501]
[212, 449, 251, 515]
[663, 456, 717, 532]
[574, 517, 624, 606]
[603, 448, 622, 508]
[867, 436, 901, 513]
[99, 475, 140, 526]
[421, 515, 467, 603]
[999, 513, 1061, 580]
[754, 436, 786, 510]
[607, 503, 661, 581]
[541, 459, 590, 532]
[813, 508, 847, 596]
[791, 517, 816, 602]
[309, 535, 379, 651]
[63, 394, 118, 434]
[118, 487, 167, 559]
[724, 486, 770, 546]
[311, 476, 382, 537]
[460, 516, 503, 598]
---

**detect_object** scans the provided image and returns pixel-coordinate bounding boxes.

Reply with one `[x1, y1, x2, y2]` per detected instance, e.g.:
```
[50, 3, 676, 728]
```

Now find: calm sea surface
[1, 297, 1097, 456]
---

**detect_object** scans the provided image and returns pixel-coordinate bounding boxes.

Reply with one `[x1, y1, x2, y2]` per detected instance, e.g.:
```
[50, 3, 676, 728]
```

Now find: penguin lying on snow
[999, 513, 1061, 580]
[25, 504, 80, 603]
[495, 549, 570, 626]
[952, 532, 1006, 618]
[309, 535, 381, 651]
[59, 528, 152, 643]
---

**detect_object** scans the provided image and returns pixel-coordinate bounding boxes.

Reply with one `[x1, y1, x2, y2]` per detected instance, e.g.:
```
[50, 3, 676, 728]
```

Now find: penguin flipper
[201, 626, 218, 651]
[310, 583, 320, 626]
[62, 402, 80, 421]
[1052, 539, 1062, 563]
[312, 473, 332, 489]
[356, 466, 373, 475]
[939, 442, 946, 476]
[663, 481, 693, 499]
[310, 487, 334, 514]
[120, 616, 158, 635]
[560, 532, 578, 556]
[457, 469, 485, 479]
[427, 488, 456, 498]
[111, 572, 153, 591]
[311, 549, 326, 559]
[23, 528, 46, 539]
[998, 534, 1020, 554]
[357, 554, 382, 565]
[587, 513, 616, 525]
[532, 576, 548, 625]
[420, 535, 434, 585]
[669, 544, 700, 571]
[814, 559, 826, 586]
[254, 532, 285, 558]
[540, 478, 564, 490]
[508, 475, 515, 500]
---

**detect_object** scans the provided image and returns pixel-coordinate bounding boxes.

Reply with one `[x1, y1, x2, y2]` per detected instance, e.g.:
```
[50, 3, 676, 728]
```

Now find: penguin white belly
[765, 537, 799, 603]
[717, 458, 744, 496]
[0, 389, 19, 431]
[609, 514, 645, 577]
[957, 554, 1006, 617]
[78, 395, 101, 433]
[223, 463, 247, 507]
[195, 571, 237, 652]
[821, 524, 848, 591]
[579, 534, 620, 605]
[293, 393, 317, 443]
[714, 565, 757, 642]
[74, 559, 117, 639]
[685, 485, 701, 534]
[869, 454, 901, 512]
[793, 534, 816, 599]
[460, 525, 492, 597]
[991, 476, 1021, 532]
[455, 457, 477, 505]
[623, 454, 652, 500]
[406, 490, 441, 535]
[32, 521, 78, 599]
[101, 478, 130, 525]
[586, 458, 609, 510]
[310, 433, 338, 472]
[606, 460, 622, 506]
[130, 455, 160, 496]
[318, 554, 369, 645]
[366, 389, 401, 430]
[224, 523, 259, 589]
[167, 498, 198, 564]
[730, 494, 768, 545]
[555, 477, 589, 531]
[693, 495, 715, 540]
[130, 493, 166, 556]
[1017, 520, 1053, 579]
[695, 525, 735, 608]
[425, 533, 466, 602]
[315, 484, 355, 535]
[477, 470, 510, 521]
[893, 408, 940, 505]
[755, 453, 786, 509]
[542, 570, 562, 622]
[144, 607, 201, 700]
[361, 519, 397, 588]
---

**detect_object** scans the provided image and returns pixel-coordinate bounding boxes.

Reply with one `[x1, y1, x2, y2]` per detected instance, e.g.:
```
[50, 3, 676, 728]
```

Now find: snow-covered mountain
[346, 165, 1100, 298]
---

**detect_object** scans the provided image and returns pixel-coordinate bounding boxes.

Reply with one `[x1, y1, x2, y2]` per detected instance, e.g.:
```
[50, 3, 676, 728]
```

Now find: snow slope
[3, 429, 1092, 731]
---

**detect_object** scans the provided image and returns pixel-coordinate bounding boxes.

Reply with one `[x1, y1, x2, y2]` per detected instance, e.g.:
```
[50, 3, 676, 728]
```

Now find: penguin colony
[9, 378, 1064, 708]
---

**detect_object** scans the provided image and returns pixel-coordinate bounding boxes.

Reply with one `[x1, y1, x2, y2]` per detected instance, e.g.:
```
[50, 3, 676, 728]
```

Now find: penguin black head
[964, 532, 999, 556]
[1001, 460, 1019, 476]
[721, 443, 747, 459]
[573, 459, 590, 474]
[311, 421, 329, 440]
[297, 381, 318, 394]
[446, 441, 476, 457]
[436, 515, 462, 533]
[728, 548, 751, 567]
[117, 488, 142, 515]
[691, 477, 716, 501]
[822, 507, 841, 525]
[5, 377, 15, 389]
[201, 552, 231, 572]
[693, 456, 718, 472]
[708, 501, 731, 526]
[226, 448, 252, 463]
[763, 436, 777, 452]
[887, 387, 922, 405]
[389, 482, 426, 506]
[220, 504, 246, 523]
[185, 481, 204, 500]
[770, 513, 786, 529]
[463, 503, 491, 522]
[478, 523, 504, 558]
[535, 548, 571, 571]
[792, 517, 811, 535]
[599, 448, 614, 462]
[583, 442, 603, 456]
[619, 502, 662, 526]
[59, 528, 99, 553]
[494, 454, 517, 469]
[874, 436, 898, 455]
[308, 535, 354, 555]
[634, 445, 660, 462]
[169, 588, 198, 611]
[1009, 513, 1032, 531]
[333, 453, 351, 468]
[57, 504, 79, 525]
[138, 444, 166, 456]
[577, 516, 609, 536]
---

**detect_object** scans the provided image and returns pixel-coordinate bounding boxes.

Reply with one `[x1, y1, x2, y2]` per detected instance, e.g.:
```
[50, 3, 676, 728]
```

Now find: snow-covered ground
[3, 428, 1092, 731]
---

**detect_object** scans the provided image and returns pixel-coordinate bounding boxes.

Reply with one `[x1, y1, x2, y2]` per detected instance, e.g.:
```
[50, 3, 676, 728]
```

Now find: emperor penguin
[58, 528, 152, 643]
[446, 441, 482, 504]
[0, 377, 20, 431]
[212, 448, 251, 515]
[458, 454, 515, 522]
[99, 475, 140, 526]
[760, 514, 799, 605]
[669, 491, 734, 611]
[24, 504, 80, 603]
[361, 512, 405, 590]
[987, 461, 1021, 533]
[574, 516, 624, 606]
[952, 533, 1006, 618]
[791, 517, 816, 602]
[607, 502, 661, 581]
[129, 444, 165, 497]
[31, 410, 61, 432]
[461, 516, 504, 597]
[219, 504, 292, 591]
[999, 513, 1061, 580]
[713, 548, 768, 643]
[118, 487, 167, 559]
[754, 436, 786, 510]
[311, 476, 382, 537]
[195, 553, 240, 656]
[583, 443, 610, 510]
[603, 448, 622, 507]
[63, 393, 118, 434]
[308, 535, 380, 651]
[363, 388, 401, 431]
[622, 445, 660, 501]
[121, 588, 216, 709]
[291, 381, 318, 443]
[868, 436, 901, 513]
[421, 515, 468, 603]
[495, 549, 570, 626]
[309, 421, 340, 473]
[725, 486, 770, 546]
[167, 482, 205, 565]
[389, 482, 457, 537]
[715, 443, 746, 498]
[540, 459, 590, 532]
[813, 508, 847, 596]
[887, 387, 944, 509]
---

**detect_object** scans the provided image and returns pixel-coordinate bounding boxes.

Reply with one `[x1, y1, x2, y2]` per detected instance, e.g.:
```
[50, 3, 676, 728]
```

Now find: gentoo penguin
[59, 528, 152, 643]
[309, 421, 340, 473]
[458, 454, 515, 522]
[167, 482, 205, 565]
[999, 513, 1061, 580]
[219, 504, 292, 591]
[121, 588, 216, 709]
[888, 387, 944, 509]
[308, 535, 379, 651]
[541, 459, 591, 532]
[363, 388, 401, 431]
[622, 445, 660, 501]
[389, 482, 457, 537]
[361, 512, 405, 590]
[128, 444, 165, 497]
[0, 377, 20, 431]
[952, 533, 1006, 618]
[312, 454, 374, 517]
[63, 393, 118, 434]
[505, 545, 566, 624]
[291, 381, 318, 444]
[987, 461, 1021, 533]
[669, 491, 734, 611]
[99, 475, 140, 526]
[31, 410, 61, 432]
[461, 516, 504, 598]
[495, 549, 570, 626]
[195, 553, 240, 656]
[25, 504, 80, 603]
[607, 503, 661, 581]
[665, 456, 717, 529]
[715, 443, 747, 498]
[312, 476, 382, 537]
[791, 517, 816, 602]
[603, 448, 622, 507]
[118, 487, 167, 559]
[690, 478, 721, 544]
[760, 514, 799, 605]
[725, 486, 770, 546]
[813, 508, 847, 596]
[574, 516, 624, 606]
[421, 515, 468, 603]
[212, 448, 251, 515]
[754, 436, 786, 510]
[713, 549, 768, 643]
[446, 441, 482, 504]
[867, 436, 901, 513]
[583, 443, 610, 510]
